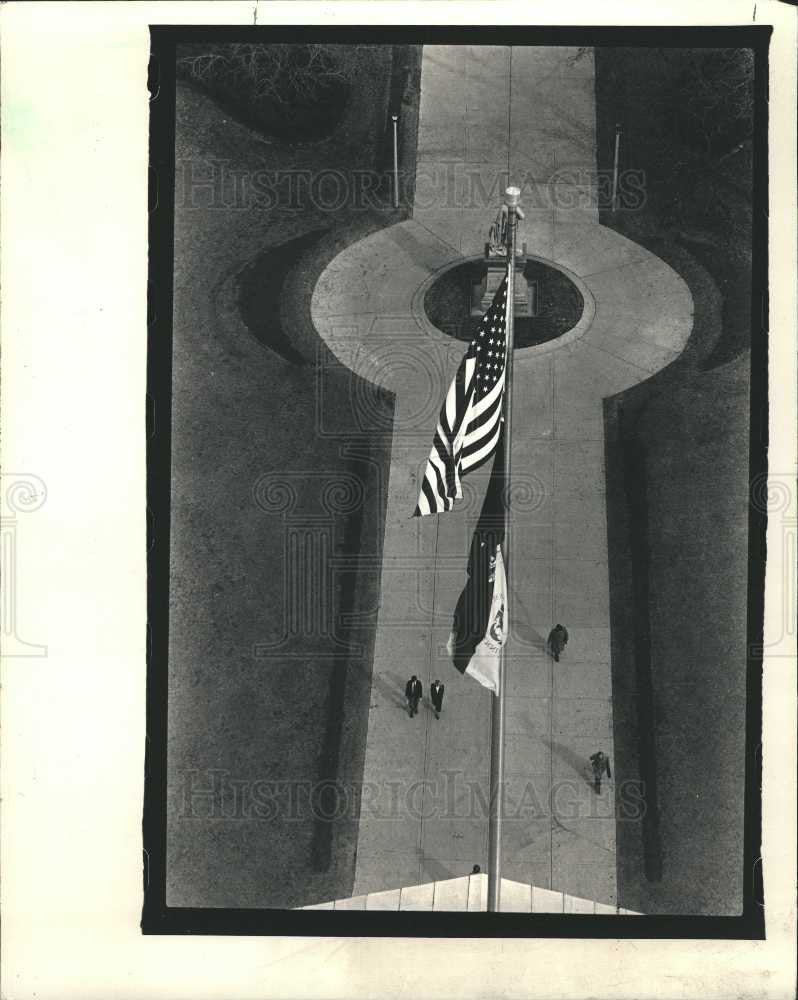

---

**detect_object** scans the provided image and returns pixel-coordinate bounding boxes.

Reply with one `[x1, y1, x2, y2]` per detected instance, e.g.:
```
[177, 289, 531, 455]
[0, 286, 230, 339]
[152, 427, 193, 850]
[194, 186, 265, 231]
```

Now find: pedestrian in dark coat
[546, 624, 569, 662]
[430, 679, 445, 719]
[405, 675, 423, 717]
[589, 751, 611, 794]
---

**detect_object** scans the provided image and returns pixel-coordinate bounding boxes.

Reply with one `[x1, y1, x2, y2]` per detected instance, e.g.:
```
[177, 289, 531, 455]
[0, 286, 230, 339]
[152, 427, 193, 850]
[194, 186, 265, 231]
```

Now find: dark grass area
[177, 43, 368, 142]
[596, 47, 759, 914]
[176, 43, 421, 205]
[424, 261, 584, 347]
[237, 230, 326, 365]
[165, 47, 419, 909]
[378, 45, 423, 207]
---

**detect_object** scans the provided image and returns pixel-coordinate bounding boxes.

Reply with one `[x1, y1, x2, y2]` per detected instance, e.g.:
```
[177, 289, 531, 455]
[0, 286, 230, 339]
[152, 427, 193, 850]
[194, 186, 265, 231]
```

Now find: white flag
[447, 546, 507, 694]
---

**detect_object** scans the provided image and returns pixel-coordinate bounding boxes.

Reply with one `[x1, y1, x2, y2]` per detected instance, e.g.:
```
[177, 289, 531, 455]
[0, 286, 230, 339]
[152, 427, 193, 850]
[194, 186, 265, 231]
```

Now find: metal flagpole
[611, 123, 622, 212]
[487, 185, 521, 913]
[392, 115, 400, 209]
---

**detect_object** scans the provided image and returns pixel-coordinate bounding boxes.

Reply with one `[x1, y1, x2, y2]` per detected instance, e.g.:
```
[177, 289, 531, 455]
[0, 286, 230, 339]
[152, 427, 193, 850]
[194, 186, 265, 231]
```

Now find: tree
[675, 48, 755, 160]
[177, 43, 367, 139]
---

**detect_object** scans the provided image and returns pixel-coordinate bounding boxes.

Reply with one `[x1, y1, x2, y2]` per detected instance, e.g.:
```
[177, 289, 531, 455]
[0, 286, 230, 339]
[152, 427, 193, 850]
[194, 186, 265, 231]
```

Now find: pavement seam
[410, 215, 466, 260]
[549, 436, 557, 891]
[581, 336, 660, 378]
[338, 44, 690, 905]
[418, 510, 440, 884]
[580, 255, 661, 279]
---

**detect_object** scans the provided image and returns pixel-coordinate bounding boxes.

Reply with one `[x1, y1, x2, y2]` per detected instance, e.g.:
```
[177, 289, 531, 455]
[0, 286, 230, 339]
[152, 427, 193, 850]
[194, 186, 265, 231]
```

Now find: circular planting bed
[423, 259, 585, 348]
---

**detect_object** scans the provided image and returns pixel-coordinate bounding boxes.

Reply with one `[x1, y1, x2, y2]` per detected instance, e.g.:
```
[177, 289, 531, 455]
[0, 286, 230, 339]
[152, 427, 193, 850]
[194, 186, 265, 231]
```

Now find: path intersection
[311, 45, 693, 907]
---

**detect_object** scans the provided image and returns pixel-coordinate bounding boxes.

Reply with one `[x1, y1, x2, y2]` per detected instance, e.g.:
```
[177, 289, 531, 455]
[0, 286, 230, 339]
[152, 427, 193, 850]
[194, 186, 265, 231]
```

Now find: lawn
[595, 46, 761, 915]
[165, 44, 419, 909]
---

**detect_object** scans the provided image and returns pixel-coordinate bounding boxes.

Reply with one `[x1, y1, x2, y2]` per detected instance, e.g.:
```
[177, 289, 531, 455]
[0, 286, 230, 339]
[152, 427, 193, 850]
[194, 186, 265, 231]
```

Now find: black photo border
[143, 23, 769, 939]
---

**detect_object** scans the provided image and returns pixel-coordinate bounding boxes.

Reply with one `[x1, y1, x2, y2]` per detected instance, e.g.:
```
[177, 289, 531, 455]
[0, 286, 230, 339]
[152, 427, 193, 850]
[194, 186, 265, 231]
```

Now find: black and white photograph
[143, 27, 772, 930]
[2, 3, 797, 998]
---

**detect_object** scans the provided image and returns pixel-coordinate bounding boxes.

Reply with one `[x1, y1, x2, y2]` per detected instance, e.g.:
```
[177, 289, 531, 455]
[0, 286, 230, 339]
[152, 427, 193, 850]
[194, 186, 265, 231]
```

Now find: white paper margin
[1, 2, 795, 998]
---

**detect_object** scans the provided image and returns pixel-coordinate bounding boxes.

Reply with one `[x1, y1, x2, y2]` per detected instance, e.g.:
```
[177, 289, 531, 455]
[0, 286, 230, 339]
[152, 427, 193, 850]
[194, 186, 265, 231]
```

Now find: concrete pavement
[310, 45, 693, 907]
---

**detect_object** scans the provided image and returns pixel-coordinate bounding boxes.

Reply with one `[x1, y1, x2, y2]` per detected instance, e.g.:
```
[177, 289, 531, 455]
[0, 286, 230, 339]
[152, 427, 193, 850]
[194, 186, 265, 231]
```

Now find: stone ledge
[298, 873, 641, 913]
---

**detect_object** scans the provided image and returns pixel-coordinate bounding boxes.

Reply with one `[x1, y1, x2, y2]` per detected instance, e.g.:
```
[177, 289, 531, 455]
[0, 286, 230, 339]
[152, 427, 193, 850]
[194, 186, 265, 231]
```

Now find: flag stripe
[433, 432, 457, 499]
[428, 445, 451, 506]
[461, 419, 503, 473]
[470, 369, 505, 419]
[413, 275, 509, 517]
[419, 475, 438, 516]
[464, 389, 503, 435]
[461, 397, 503, 456]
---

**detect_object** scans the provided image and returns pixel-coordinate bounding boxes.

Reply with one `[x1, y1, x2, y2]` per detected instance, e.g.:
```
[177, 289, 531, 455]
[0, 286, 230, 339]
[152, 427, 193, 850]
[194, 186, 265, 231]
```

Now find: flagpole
[487, 186, 520, 913]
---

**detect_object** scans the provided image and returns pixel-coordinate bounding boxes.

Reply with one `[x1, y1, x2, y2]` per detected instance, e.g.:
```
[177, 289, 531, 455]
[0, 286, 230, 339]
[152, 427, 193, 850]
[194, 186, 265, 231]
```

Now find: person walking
[589, 751, 611, 794]
[546, 623, 569, 662]
[405, 675, 422, 717]
[430, 679, 445, 719]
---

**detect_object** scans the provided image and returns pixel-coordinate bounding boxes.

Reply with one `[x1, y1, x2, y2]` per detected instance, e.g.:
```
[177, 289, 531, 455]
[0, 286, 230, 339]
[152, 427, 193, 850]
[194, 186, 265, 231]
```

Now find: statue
[487, 204, 509, 255]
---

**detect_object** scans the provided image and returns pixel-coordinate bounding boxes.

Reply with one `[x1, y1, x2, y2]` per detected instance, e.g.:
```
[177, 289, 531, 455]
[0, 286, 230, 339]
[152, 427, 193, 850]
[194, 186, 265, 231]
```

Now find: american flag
[413, 275, 508, 517]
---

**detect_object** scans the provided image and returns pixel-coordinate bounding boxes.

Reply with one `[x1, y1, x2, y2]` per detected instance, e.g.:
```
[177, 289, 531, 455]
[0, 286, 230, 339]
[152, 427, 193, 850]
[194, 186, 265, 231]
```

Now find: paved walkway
[310, 46, 693, 907]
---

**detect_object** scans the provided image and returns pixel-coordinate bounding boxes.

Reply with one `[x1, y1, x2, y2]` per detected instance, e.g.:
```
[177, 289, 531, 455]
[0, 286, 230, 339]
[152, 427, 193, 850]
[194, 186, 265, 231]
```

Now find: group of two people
[405, 676, 444, 719]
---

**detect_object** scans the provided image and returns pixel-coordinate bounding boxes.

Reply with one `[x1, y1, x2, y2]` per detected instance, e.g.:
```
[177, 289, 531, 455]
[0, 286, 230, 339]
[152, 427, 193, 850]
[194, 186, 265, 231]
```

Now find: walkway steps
[298, 874, 641, 913]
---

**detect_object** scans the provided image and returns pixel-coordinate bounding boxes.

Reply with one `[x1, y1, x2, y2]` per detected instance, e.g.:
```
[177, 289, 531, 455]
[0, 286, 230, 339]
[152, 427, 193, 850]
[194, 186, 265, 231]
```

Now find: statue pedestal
[470, 244, 536, 317]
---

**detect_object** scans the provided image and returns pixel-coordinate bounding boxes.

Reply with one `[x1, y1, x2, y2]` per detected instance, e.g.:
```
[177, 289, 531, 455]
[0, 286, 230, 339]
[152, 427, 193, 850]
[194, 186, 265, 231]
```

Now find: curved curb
[214, 211, 410, 372]
[409, 253, 598, 363]
[310, 217, 693, 399]
[212, 261, 289, 365]
[280, 217, 406, 369]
